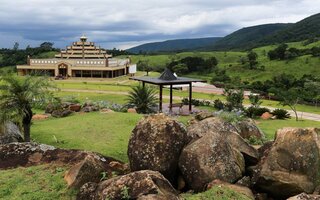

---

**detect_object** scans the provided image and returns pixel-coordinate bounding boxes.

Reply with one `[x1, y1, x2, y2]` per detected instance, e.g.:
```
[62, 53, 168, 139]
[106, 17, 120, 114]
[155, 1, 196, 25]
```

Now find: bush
[272, 108, 290, 119]
[213, 99, 224, 110]
[182, 98, 210, 106]
[61, 96, 80, 104]
[245, 136, 266, 145]
[245, 107, 270, 118]
[224, 88, 244, 111]
[215, 110, 245, 124]
[96, 101, 127, 112]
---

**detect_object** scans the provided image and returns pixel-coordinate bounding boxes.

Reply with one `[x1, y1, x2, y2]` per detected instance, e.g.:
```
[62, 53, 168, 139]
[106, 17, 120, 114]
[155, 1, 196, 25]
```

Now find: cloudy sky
[0, 0, 319, 49]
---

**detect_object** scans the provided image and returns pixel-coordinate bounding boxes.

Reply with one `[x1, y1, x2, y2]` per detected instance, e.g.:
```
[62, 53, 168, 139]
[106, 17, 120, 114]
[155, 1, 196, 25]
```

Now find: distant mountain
[126, 37, 222, 53]
[127, 13, 320, 53]
[261, 13, 320, 44]
[207, 24, 291, 50]
[209, 13, 320, 50]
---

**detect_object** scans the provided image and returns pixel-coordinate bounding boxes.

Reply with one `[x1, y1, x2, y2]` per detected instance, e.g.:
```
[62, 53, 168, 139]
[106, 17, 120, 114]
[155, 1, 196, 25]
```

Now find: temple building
[17, 36, 136, 78]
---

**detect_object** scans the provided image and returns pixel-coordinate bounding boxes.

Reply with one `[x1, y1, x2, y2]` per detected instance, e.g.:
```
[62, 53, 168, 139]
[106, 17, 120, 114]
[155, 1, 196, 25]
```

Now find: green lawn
[257, 118, 320, 139]
[0, 165, 76, 200]
[56, 91, 129, 104]
[32, 112, 142, 162]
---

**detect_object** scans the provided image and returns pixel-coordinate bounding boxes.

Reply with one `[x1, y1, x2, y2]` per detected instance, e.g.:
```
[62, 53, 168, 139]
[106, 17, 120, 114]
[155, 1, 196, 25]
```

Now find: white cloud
[0, 0, 319, 49]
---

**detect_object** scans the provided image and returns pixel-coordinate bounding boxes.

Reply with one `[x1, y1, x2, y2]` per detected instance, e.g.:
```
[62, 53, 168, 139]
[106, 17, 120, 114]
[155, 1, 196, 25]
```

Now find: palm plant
[0, 75, 55, 142]
[127, 85, 157, 114]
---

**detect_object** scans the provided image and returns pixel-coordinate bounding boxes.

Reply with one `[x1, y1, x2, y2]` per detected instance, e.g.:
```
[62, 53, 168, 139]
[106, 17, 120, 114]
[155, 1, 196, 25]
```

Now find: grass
[32, 112, 142, 162]
[256, 118, 320, 139]
[56, 91, 129, 104]
[182, 185, 252, 200]
[0, 164, 76, 200]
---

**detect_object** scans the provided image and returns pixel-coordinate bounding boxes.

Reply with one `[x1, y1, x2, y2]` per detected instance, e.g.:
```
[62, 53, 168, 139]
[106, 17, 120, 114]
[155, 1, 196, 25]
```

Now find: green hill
[124, 39, 320, 82]
[209, 13, 320, 50]
[126, 37, 222, 53]
[261, 13, 320, 45]
[208, 23, 291, 50]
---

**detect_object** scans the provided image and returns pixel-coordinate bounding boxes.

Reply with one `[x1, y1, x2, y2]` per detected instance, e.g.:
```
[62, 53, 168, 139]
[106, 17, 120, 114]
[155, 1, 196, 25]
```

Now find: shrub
[213, 99, 224, 110]
[61, 96, 80, 104]
[272, 108, 290, 119]
[215, 110, 245, 124]
[90, 101, 127, 112]
[127, 85, 157, 114]
[245, 136, 266, 145]
[245, 107, 270, 118]
[224, 88, 244, 111]
[182, 98, 210, 106]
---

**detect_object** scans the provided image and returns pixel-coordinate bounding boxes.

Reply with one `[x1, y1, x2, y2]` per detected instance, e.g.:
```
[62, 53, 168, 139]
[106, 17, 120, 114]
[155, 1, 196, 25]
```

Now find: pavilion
[130, 69, 205, 113]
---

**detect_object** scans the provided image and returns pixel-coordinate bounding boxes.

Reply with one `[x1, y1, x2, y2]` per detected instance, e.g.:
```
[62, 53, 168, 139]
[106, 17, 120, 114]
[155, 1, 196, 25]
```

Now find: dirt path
[60, 88, 320, 122]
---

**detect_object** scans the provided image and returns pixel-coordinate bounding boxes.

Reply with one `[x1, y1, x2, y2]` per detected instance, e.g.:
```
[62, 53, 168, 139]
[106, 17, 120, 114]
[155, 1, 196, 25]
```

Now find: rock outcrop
[187, 117, 259, 165]
[235, 119, 265, 140]
[51, 109, 73, 118]
[77, 170, 180, 200]
[64, 155, 108, 189]
[179, 131, 245, 192]
[0, 143, 127, 187]
[128, 114, 187, 182]
[254, 128, 320, 198]
[0, 122, 23, 144]
[287, 193, 320, 200]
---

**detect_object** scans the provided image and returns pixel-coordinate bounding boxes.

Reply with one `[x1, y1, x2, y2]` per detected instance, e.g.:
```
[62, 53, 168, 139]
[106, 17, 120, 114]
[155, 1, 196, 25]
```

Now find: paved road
[60, 88, 320, 122]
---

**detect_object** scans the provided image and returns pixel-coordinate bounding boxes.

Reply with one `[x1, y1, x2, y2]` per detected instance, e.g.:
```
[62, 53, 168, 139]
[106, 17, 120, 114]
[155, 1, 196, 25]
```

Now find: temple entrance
[58, 63, 68, 77]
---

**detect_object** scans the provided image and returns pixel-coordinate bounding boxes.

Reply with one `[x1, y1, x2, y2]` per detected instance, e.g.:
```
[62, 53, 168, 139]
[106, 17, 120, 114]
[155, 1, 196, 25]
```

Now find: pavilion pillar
[159, 85, 163, 113]
[189, 83, 192, 112]
[169, 85, 173, 113]
[142, 81, 145, 88]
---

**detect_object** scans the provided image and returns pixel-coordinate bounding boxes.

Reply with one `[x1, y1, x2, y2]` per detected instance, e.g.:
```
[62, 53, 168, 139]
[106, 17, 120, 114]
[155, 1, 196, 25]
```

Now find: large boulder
[69, 104, 82, 112]
[194, 111, 214, 121]
[179, 131, 245, 192]
[51, 109, 72, 118]
[187, 117, 259, 165]
[128, 114, 187, 182]
[32, 114, 49, 120]
[234, 119, 265, 140]
[77, 170, 180, 200]
[0, 122, 23, 144]
[64, 155, 107, 189]
[287, 193, 320, 200]
[254, 128, 320, 198]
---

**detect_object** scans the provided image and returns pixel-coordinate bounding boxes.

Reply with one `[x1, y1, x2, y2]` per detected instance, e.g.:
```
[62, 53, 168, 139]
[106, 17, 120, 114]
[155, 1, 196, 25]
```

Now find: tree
[137, 60, 152, 76]
[13, 42, 19, 51]
[204, 57, 218, 72]
[40, 42, 54, 51]
[0, 75, 55, 142]
[247, 51, 258, 69]
[311, 46, 320, 57]
[274, 88, 302, 121]
[268, 43, 288, 60]
[224, 88, 244, 111]
[248, 93, 262, 108]
[127, 85, 157, 114]
[172, 63, 188, 75]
